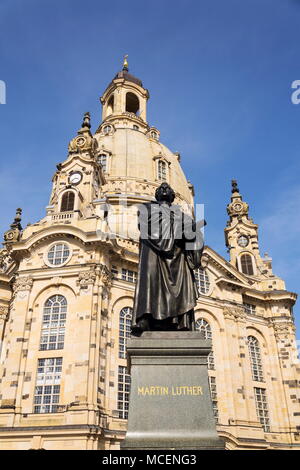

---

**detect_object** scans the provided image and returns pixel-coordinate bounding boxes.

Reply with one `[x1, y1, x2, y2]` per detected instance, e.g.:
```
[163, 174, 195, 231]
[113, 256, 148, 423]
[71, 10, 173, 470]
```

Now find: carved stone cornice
[13, 276, 33, 292]
[269, 319, 296, 338]
[244, 288, 297, 304]
[223, 306, 247, 322]
[102, 177, 190, 207]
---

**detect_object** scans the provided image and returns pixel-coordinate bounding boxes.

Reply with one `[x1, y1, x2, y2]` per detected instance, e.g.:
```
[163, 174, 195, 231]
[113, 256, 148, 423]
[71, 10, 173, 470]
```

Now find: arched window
[97, 154, 108, 173]
[103, 124, 112, 135]
[40, 295, 67, 351]
[248, 336, 264, 382]
[126, 92, 139, 114]
[240, 254, 254, 275]
[194, 268, 210, 295]
[196, 318, 212, 339]
[107, 95, 114, 115]
[195, 318, 215, 370]
[61, 191, 75, 212]
[119, 307, 133, 359]
[157, 160, 167, 181]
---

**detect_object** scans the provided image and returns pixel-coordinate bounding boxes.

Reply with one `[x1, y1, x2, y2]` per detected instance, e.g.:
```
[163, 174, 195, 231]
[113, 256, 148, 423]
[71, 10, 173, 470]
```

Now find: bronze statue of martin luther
[131, 182, 205, 335]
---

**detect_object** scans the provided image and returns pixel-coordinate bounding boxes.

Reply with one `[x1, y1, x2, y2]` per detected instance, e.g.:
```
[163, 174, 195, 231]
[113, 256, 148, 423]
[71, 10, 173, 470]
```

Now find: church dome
[113, 70, 143, 87]
[95, 61, 194, 207]
[94, 126, 193, 206]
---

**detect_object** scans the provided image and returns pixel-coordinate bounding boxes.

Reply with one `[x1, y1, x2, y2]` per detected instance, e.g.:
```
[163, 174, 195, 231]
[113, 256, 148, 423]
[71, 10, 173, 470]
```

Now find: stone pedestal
[121, 331, 224, 450]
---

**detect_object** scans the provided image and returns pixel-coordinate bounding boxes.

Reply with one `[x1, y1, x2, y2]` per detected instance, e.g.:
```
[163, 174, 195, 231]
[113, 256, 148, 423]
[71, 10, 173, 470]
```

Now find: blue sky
[0, 0, 300, 337]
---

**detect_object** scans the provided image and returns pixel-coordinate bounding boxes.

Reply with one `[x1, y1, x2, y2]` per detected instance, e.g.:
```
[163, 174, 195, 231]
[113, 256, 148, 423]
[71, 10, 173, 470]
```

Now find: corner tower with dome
[0, 61, 299, 450]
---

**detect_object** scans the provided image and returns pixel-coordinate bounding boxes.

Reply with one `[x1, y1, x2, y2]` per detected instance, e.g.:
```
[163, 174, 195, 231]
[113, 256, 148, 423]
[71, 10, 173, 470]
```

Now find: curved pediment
[203, 245, 254, 287]
[9, 224, 113, 259]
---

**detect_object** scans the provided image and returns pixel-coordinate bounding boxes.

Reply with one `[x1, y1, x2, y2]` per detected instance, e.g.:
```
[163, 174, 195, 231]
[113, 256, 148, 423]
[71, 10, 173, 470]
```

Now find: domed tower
[94, 58, 194, 238]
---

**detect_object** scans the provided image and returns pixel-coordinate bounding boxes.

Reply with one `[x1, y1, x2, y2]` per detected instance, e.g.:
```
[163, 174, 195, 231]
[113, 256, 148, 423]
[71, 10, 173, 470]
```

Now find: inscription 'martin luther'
[137, 386, 203, 396]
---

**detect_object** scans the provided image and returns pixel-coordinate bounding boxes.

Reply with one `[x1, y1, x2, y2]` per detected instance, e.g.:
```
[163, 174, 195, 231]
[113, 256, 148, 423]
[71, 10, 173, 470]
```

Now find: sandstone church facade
[0, 63, 299, 450]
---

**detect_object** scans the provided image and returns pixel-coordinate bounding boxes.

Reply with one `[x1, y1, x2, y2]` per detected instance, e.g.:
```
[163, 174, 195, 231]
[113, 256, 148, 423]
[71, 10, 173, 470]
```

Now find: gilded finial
[123, 54, 129, 71]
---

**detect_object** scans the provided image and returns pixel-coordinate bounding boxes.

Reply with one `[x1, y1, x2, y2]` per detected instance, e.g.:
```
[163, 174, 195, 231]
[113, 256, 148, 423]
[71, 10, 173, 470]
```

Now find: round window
[103, 125, 112, 134]
[238, 235, 249, 247]
[47, 244, 70, 266]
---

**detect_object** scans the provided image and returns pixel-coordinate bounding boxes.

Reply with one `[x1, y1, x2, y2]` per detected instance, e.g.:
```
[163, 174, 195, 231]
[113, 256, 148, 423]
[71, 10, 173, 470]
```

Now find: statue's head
[155, 182, 175, 203]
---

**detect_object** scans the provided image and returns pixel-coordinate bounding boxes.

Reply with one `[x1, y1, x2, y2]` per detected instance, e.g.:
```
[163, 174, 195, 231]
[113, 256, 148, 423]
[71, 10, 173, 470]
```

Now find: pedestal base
[121, 332, 225, 450]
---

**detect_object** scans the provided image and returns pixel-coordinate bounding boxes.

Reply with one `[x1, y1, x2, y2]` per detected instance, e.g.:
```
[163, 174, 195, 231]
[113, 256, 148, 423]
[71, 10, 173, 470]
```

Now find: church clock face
[238, 235, 249, 247]
[69, 172, 82, 185]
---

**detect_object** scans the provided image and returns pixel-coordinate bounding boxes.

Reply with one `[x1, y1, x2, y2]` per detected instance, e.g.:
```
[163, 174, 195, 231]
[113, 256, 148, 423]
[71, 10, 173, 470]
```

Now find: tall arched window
[126, 92, 139, 114]
[119, 307, 133, 359]
[247, 335, 264, 382]
[97, 154, 108, 173]
[60, 191, 75, 212]
[195, 318, 215, 370]
[107, 95, 114, 115]
[194, 268, 210, 295]
[240, 254, 254, 275]
[40, 295, 67, 350]
[103, 124, 112, 134]
[157, 160, 167, 181]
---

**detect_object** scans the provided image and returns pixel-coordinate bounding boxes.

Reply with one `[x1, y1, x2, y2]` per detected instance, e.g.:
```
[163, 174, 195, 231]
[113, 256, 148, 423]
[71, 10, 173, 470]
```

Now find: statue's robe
[132, 201, 204, 332]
